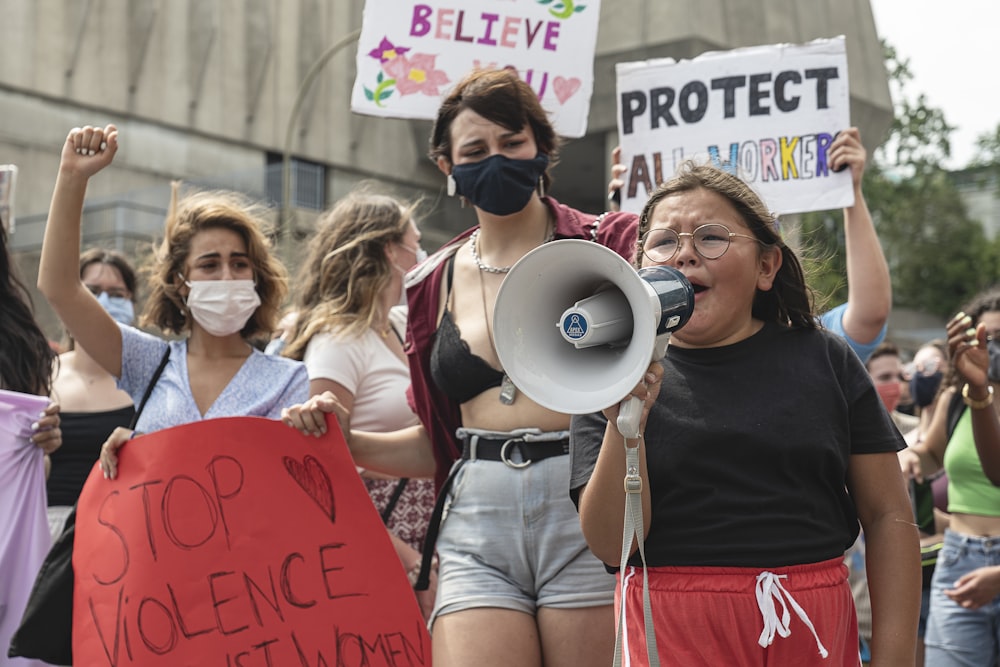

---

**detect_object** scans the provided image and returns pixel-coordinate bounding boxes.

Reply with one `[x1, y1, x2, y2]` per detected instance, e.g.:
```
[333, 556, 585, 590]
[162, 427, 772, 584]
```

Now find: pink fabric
[0, 389, 51, 667]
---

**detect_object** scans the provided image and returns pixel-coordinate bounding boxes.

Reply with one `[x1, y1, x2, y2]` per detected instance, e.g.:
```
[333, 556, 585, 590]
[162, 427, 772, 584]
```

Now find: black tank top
[429, 257, 504, 403]
[46, 405, 135, 506]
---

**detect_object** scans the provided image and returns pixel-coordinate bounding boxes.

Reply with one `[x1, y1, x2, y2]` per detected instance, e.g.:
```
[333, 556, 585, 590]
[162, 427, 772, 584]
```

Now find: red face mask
[876, 382, 901, 413]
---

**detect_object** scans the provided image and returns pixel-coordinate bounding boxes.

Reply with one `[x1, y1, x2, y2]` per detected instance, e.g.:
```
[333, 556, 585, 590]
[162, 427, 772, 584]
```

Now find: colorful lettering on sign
[410, 5, 563, 51]
[625, 131, 839, 199]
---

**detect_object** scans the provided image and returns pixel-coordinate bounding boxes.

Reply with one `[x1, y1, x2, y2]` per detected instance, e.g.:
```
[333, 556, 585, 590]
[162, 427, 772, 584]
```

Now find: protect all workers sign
[615, 36, 854, 215]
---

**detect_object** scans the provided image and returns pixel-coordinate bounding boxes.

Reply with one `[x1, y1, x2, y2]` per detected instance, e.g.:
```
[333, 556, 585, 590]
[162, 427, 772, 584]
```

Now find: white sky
[869, 0, 1000, 168]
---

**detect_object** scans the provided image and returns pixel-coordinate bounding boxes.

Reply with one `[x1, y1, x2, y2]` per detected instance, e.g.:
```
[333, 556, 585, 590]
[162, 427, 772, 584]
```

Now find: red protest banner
[73, 416, 429, 666]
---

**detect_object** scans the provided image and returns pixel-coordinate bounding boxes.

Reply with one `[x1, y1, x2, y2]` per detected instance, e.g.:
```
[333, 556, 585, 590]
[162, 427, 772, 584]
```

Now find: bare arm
[37, 126, 123, 377]
[281, 392, 436, 478]
[578, 362, 661, 565]
[849, 451, 920, 667]
[899, 387, 952, 483]
[829, 128, 891, 346]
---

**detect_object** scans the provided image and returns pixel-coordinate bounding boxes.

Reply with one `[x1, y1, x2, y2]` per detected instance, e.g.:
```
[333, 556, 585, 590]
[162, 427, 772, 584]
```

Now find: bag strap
[414, 460, 465, 590]
[945, 387, 966, 442]
[614, 441, 660, 667]
[380, 478, 410, 524]
[128, 347, 171, 431]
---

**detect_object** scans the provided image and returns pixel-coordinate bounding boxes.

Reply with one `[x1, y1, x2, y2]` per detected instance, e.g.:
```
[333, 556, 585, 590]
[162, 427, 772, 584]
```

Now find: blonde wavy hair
[141, 184, 287, 338]
[283, 188, 417, 361]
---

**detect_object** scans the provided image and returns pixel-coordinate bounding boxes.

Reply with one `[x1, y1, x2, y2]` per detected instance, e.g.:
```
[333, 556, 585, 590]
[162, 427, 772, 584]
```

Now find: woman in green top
[899, 288, 1000, 666]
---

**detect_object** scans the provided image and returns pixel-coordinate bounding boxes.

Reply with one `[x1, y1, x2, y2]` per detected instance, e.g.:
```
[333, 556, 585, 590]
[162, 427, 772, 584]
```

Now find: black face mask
[989, 338, 1000, 383]
[451, 154, 549, 217]
[911, 371, 943, 408]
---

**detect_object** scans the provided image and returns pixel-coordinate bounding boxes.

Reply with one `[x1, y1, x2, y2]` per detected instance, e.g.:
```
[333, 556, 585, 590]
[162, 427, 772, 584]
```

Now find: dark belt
[461, 434, 570, 468]
[414, 433, 570, 591]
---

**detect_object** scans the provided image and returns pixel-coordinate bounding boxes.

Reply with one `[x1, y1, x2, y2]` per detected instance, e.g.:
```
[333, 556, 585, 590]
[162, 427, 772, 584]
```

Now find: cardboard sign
[615, 37, 853, 215]
[73, 416, 428, 667]
[350, 0, 603, 137]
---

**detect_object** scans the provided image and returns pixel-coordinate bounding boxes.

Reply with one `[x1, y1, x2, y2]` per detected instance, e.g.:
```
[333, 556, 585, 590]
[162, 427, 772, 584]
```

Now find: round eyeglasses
[640, 223, 762, 263]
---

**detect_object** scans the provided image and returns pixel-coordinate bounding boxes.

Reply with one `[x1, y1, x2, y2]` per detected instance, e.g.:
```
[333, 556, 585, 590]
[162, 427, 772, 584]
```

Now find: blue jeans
[924, 529, 1000, 667]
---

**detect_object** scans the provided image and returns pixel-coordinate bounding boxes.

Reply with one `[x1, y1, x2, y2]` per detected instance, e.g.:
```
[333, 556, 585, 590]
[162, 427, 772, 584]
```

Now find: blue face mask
[451, 154, 549, 217]
[97, 292, 135, 326]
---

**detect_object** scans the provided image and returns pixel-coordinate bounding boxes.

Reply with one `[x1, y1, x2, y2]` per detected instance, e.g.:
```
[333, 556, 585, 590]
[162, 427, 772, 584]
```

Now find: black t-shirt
[569, 322, 904, 569]
[47, 406, 135, 506]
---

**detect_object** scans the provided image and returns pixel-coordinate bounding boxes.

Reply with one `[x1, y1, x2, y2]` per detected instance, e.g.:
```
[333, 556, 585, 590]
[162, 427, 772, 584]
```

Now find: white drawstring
[755, 571, 829, 659]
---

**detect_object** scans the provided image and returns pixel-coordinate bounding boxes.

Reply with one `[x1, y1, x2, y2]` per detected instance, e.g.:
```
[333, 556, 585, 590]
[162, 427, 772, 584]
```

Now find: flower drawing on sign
[537, 0, 587, 19]
[384, 52, 450, 97]
[364, 36, 449, 107]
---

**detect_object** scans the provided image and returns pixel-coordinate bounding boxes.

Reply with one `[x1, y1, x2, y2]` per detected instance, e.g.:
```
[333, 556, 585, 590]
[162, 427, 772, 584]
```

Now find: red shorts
[616, 558, 860, 666]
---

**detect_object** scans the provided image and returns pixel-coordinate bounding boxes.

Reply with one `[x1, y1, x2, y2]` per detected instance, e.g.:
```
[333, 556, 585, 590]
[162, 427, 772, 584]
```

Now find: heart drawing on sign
[283, 455, 336, 523]
[553, 77, 581, 104]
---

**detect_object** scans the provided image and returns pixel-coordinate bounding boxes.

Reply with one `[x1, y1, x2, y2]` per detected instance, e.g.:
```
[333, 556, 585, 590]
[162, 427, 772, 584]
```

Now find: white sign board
[351, 0, 602, 138]
[615, 36, 853, 215]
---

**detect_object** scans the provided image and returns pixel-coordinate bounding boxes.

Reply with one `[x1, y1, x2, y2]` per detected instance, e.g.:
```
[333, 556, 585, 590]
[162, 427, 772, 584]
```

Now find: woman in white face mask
[46, 248, 138, 537]
[38, 125, 309, 479]
[281, 186, 434, 618]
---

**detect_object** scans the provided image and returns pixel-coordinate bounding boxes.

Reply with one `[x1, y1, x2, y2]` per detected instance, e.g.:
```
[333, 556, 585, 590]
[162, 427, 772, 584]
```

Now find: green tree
[800, 42, 1000, 319]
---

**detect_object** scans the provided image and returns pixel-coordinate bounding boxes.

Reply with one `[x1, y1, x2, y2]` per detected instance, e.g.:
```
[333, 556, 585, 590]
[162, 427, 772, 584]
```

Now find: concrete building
[0, 0, 892, 339]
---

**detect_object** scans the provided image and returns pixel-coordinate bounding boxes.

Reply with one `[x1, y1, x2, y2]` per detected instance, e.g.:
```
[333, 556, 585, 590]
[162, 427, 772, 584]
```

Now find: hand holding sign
[74, 416, 428, 666]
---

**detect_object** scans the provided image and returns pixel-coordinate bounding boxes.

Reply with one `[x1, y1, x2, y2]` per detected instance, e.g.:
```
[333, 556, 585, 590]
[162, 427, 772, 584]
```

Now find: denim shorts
[924, 529, 1000, 666]
[430, 454, 615, 626]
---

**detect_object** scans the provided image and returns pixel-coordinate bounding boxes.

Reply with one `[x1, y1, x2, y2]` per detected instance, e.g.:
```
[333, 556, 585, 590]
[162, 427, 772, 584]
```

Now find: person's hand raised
[60, 124, 118, 179]
[828, 127, 867, 188]
[949, 311, 989, 390]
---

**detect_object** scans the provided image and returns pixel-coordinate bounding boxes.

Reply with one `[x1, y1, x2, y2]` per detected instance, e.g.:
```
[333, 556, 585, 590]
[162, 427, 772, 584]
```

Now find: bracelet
[962, 383, 994, 409]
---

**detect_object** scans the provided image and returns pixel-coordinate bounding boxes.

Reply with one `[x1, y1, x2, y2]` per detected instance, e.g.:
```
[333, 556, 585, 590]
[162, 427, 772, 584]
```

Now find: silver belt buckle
[500, 438, 531, 469]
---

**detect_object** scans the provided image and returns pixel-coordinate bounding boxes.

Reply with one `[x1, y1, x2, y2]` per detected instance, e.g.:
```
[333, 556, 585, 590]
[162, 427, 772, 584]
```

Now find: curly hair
[283, 189, 417, 361]
[429, 68, 560, 191]
[141, 185, 286, 338]
[635, 163, 816, 330]
[0, 219, 55, 395]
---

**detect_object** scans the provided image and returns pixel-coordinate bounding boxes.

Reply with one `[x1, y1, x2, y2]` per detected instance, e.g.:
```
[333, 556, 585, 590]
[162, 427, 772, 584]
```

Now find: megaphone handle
[616, 396, 643, 440]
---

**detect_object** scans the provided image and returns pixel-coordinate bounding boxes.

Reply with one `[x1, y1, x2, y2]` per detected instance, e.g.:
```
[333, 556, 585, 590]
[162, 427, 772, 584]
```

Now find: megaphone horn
[493, 239, 693, 437]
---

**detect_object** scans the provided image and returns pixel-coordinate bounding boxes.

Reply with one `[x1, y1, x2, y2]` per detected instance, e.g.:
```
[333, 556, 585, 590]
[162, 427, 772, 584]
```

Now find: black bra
[429, 257, 505, 403]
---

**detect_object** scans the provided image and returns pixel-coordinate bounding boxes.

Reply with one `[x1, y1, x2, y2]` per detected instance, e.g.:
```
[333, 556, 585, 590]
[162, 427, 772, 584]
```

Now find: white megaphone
[493, 239, 694, 439]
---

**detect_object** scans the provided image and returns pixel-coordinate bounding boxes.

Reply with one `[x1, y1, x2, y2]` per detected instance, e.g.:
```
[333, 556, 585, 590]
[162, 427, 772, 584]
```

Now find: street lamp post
[280, 28, 361, 242]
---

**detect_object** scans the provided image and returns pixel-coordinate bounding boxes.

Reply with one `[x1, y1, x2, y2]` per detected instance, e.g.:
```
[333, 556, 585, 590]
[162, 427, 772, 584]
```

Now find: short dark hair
[429, 68, 559, 191]
[866, 341, 901, 369]
[80, 247, 138, 299]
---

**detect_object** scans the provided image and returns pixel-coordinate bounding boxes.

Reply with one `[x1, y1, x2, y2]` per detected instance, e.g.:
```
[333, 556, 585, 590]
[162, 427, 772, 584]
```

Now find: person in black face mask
[899, 288, 1000, 666]
[283, 68, 640, 667]
[907, 339, 947, 435]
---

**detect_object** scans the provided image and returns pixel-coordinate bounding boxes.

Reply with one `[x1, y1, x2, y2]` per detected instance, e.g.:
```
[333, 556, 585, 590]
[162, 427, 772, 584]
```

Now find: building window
[266, 153, 326, 211]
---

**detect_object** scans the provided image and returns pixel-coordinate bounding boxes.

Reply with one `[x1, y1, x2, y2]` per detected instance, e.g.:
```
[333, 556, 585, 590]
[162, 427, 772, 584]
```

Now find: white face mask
[183, 279, 261, 337]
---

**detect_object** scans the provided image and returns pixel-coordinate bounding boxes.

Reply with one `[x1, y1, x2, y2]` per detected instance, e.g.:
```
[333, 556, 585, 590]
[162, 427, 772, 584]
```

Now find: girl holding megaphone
[570, 164, 920, 666]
